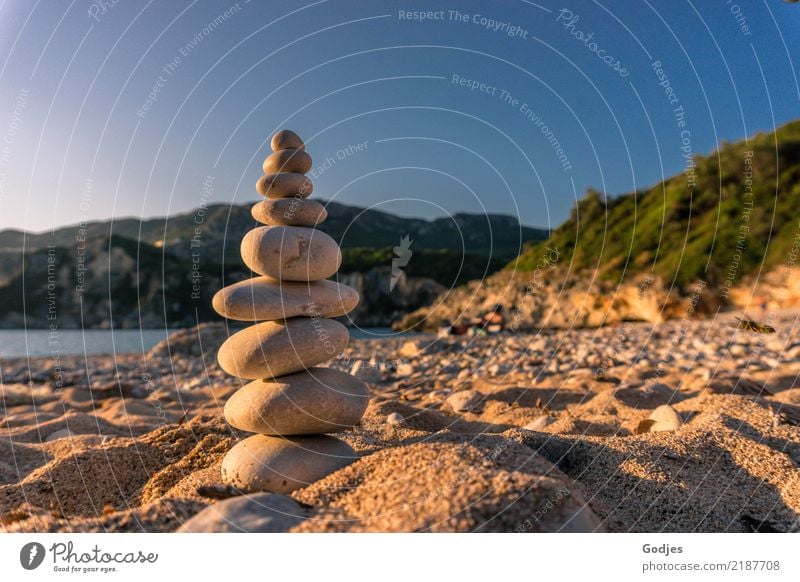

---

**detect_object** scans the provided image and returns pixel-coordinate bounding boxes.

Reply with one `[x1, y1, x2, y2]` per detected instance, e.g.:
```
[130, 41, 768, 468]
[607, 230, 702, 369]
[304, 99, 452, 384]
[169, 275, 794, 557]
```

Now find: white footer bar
[1, 533, 797, 581]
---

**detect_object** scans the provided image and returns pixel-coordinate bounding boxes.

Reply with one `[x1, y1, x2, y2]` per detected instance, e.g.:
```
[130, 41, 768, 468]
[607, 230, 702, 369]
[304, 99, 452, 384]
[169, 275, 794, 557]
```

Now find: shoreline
[0, 326, 429, 359]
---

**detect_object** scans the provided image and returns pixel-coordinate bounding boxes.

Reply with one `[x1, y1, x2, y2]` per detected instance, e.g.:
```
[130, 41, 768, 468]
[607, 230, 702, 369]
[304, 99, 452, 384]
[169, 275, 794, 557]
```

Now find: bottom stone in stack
[221, 434, 358, 494]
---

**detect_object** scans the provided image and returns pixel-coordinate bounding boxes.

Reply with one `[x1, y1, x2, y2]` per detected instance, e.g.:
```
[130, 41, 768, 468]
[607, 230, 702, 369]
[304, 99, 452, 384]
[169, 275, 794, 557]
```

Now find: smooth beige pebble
[251, 198, 328, 227]
[256, 172, 313, 199]
[217, 317, 348, 380]
[212, 276, 359, 321]
[224, 367, 370, 435]
[241, 226, 341, 282]
[271, 129, 304, 151]
[647, 404, 683, 432]
[221, 434, 358, 494]
[262, 149, 312, 175]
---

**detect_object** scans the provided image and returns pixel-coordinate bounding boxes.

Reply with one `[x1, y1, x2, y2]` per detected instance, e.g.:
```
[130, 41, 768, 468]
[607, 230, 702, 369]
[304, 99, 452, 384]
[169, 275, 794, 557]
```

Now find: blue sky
[0, 0, 798, 233]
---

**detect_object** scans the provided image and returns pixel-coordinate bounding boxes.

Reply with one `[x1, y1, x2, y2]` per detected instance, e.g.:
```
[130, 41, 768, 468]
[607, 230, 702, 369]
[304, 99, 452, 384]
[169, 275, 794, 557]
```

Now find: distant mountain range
[0, 202, 547, 328]
[0, 201, 546, 259]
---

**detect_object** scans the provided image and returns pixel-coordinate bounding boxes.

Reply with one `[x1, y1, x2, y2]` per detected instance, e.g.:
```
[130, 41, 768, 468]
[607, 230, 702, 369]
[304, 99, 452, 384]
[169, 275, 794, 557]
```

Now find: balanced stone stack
[212, 129, 368, 494]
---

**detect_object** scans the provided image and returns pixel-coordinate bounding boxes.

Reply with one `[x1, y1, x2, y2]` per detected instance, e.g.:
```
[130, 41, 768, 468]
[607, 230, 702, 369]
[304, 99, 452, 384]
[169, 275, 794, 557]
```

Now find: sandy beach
[2, 310, 798, 533]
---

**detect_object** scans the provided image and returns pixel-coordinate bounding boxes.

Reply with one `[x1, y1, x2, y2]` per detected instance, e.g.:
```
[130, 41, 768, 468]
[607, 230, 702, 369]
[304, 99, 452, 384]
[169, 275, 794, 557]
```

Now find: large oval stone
[251, 198, 328, 227]
[241, 226, 341, 282]
[217, 318, 348, 379]
[224, 368, 370, 435]
[271, 129, 304, 151]
[256, 173, 312, 199]
[262, 149, 312, 174]
[212, 277, 359, 321]
[221, 434, 358, 494]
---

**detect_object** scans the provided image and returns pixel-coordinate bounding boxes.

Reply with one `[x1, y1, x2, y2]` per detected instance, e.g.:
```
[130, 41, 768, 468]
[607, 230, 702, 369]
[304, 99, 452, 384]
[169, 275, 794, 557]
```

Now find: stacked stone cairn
[212, 129, 369, 494]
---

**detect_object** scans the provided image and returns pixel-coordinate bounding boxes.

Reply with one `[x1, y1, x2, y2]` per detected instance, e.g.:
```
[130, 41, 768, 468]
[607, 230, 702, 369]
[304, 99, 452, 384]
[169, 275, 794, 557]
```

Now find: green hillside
[512, 120, 800, 290]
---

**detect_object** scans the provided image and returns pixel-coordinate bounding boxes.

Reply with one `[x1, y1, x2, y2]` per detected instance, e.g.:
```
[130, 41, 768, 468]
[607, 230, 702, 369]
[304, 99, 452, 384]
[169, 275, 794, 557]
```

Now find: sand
[1, 313, 799, 532]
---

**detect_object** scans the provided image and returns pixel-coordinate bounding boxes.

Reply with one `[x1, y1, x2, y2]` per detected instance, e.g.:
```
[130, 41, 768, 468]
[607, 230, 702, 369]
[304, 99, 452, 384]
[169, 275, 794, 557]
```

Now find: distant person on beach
[480, 304, 505, 334]
[438, 320, 453, 338]
[446, 306, 507, 337]
[440, 319, 469, 337]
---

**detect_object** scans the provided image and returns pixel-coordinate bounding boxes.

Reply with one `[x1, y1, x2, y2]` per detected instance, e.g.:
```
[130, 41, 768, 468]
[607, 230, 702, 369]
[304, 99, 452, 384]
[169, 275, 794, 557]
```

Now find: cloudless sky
[0, 0, 798, 233]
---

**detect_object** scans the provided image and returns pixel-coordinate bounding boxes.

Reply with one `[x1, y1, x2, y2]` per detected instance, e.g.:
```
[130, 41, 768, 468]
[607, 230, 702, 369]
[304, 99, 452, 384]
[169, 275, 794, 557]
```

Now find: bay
[0, 327, 419, 358]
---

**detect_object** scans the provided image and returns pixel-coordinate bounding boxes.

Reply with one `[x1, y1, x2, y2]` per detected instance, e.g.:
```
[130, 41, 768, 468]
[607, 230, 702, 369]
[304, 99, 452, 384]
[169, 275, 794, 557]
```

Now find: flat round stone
[212, 277, 359, 321]
[271, 129, 305, 151]
[217, 318, 349, 380]
[251, 198, 328, 227]
[221, 434, 358, 494]
[177, 493, 304, 532]
[241, 226, 341, 282]
[224, 367, 370, 435]
[262, 149, 312, 175]
[256, 173, 312, 199]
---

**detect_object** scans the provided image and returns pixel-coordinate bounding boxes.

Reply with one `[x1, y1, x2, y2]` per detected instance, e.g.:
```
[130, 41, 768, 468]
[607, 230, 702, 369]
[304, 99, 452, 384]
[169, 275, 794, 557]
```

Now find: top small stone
[271, 129, 304, 152]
